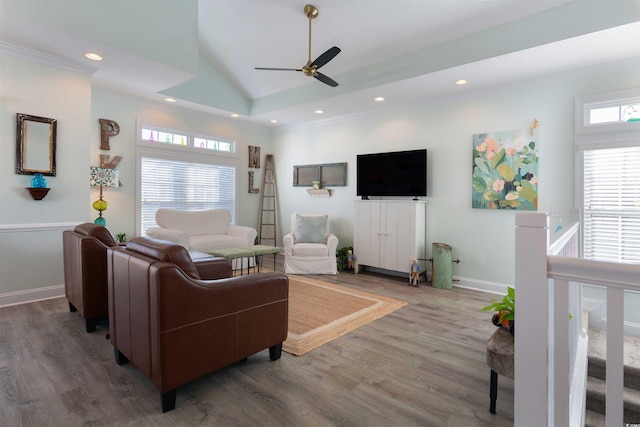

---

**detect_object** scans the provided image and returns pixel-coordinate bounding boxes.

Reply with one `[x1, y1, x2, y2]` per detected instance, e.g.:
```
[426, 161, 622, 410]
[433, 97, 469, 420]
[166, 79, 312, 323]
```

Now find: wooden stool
[486, 327, 514, 414]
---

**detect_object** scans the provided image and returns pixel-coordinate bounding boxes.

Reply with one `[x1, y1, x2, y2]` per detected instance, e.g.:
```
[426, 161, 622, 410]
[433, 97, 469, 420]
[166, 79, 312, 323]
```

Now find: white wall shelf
[306, 189, 331, 197]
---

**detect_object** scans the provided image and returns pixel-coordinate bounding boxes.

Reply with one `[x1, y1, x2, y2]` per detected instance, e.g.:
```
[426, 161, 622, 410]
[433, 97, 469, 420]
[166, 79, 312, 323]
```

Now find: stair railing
[515, 211, 640, 426]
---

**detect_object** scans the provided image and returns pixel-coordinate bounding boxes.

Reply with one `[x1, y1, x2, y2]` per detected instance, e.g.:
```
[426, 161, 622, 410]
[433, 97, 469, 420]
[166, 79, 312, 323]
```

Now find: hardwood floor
[0, 258, 514, 426]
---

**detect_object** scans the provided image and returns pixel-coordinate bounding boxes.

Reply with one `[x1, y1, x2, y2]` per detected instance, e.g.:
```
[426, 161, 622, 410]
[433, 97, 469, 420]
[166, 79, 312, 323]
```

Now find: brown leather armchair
[107, 237, 289, 413]
[63, 223, 117, 332]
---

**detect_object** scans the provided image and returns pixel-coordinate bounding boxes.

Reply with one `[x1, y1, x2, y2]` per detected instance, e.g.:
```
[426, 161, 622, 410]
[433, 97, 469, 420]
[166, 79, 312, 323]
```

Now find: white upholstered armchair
[283, 213, 338, 275]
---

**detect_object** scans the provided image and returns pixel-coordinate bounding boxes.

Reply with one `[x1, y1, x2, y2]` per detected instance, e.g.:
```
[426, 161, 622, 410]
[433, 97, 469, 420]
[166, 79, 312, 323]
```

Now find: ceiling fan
[255, 4, 341, 87]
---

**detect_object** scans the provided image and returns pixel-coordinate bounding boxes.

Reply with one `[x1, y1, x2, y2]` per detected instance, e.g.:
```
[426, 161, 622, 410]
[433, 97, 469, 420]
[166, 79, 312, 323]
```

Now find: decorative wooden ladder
[258, 154, 278, 246]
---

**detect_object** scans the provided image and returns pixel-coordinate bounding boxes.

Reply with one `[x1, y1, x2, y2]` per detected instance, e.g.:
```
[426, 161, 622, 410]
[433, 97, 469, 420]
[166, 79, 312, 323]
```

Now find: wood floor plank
[0, 258, 514, 426]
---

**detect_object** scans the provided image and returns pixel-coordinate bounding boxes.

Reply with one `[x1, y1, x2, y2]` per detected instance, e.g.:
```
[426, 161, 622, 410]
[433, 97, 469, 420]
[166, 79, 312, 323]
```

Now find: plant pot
[491, 314, 514, 336]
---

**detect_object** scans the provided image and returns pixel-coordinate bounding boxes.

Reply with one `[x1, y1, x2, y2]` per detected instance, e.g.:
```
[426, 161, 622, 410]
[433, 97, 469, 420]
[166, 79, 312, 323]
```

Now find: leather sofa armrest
[193, 257, 232, 280]
[226, 224, 258, 246]
[283, 233, 294, 256]
[146, 227, 190, 248]
[155, 270, 289, 330]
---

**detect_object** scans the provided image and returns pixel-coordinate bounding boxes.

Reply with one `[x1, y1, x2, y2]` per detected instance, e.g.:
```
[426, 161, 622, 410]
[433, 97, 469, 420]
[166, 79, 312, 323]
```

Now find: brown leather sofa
[63, 223, 118, 332]
[107, 237, 289, 412]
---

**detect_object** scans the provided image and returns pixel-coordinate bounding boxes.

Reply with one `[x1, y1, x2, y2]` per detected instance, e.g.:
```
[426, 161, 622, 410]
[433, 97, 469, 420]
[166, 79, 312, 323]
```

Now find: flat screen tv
[357, 149, 427, 199]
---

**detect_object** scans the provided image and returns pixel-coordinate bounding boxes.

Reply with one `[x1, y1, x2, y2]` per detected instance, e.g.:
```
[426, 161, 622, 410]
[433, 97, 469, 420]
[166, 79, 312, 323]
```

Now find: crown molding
[0, 41, 98, 76]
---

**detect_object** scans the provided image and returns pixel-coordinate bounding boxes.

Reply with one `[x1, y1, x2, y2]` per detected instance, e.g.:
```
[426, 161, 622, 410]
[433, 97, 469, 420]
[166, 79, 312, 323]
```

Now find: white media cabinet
[353, 200, 426, 275]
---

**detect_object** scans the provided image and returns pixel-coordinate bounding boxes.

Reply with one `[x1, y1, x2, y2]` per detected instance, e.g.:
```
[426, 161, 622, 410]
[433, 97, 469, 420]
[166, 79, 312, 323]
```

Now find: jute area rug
[283, 275, 407, 356]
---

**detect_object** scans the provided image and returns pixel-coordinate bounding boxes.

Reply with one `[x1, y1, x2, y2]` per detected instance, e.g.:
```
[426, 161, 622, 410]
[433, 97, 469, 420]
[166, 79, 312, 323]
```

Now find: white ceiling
[1, 0, 639, 129]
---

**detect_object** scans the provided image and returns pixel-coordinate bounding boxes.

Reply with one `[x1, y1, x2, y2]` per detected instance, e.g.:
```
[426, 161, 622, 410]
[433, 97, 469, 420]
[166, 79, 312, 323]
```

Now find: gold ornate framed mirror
[16, 113, 57, 176]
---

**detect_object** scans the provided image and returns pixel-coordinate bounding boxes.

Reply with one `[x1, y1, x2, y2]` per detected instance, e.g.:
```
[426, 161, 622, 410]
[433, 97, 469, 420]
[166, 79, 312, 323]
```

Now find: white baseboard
[355, 266, 508, 296]
[453, 276, 509, 295]
[0, 284, 65, 308]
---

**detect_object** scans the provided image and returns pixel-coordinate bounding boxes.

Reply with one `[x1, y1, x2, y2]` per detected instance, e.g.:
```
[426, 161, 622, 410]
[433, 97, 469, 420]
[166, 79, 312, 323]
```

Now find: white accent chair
[146, 209, 257, 253]
[283, 213, 338, 275]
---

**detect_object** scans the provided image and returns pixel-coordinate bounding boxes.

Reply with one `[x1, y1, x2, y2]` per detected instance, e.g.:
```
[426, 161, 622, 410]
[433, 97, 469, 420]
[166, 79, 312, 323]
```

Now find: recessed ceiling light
[84, 52, 102, 61]
[454, 79, 469, 85]
[230, 113, 240, 118]
[374, 97, 385, 102]
[164, 97, 177, 103]
[314, 110, 324, 114]
[270, 119, 278, 123]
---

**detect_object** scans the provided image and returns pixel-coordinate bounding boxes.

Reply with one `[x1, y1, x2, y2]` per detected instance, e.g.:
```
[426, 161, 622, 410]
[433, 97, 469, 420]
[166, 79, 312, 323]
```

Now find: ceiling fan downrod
[304, 4, 318, 67]
[254, 3, 340, 87]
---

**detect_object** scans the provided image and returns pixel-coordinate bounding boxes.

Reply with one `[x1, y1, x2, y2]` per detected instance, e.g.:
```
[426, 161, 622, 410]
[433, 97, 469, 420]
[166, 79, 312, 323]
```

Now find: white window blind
[583, 146, 640, 264]
[140, 156, 236, 235]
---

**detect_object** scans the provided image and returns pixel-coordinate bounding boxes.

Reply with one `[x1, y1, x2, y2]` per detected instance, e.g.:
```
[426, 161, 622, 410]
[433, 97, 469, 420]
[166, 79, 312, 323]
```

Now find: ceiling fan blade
[310, 46, 341, 69]
[314, 72, 339, 87]
[254, 67, 303, 71]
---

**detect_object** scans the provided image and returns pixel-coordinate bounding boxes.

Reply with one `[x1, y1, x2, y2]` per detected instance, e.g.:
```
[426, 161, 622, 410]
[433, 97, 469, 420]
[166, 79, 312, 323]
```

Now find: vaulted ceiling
[1, 1, 639, 128]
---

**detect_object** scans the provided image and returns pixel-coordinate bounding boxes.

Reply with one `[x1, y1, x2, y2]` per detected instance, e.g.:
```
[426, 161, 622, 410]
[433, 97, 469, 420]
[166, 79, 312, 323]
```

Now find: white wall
[90, 92, 274, 238]
[0, 52, 92, 298]
[0, 52, 273, 305]
[271, 59, 640, 290]
[1, 47, 637, 304]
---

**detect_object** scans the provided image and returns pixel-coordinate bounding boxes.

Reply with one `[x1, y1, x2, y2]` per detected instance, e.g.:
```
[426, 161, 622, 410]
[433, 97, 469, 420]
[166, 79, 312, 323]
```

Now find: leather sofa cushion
[74, 223, 117, 247]
[155, 208, 230, 236]
[126, 237, 201, 279]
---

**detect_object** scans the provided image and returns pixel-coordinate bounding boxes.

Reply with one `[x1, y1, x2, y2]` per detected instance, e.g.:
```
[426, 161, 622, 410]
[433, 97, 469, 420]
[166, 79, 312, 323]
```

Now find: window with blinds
[139, 156, 236, 235]
[583, 146, 640, 264]
[137, 125, 238, 235]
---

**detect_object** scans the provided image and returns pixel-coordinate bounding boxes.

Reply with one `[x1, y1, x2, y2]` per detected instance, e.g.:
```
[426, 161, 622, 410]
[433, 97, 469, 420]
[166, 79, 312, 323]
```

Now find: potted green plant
[482, 286, 515, 335]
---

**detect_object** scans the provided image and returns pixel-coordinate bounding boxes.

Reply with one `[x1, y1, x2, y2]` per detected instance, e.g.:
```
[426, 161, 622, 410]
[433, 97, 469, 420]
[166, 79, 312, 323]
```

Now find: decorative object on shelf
[31, 173, 47, 188]
[99, 118, 120, 150]
[312, 180, 320, 189]
[116, 233, 128, 244]
[248, 171, 259, 193]
[90, 166, 119, 226]
[15, 113, 57, 176]
[306, 188, 331, 197]
[26, 187, 50, 200]
[293, 162, 347, 187]
[472, 128, 538, 210]
[26, 173, 50, 200]
[248, 146, 261, 168]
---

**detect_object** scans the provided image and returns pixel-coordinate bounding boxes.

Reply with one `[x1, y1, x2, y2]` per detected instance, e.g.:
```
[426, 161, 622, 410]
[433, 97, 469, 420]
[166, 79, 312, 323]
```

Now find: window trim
[135, 122, 239, 235]
[575, 88, 640, 263]
[575, 88, 640, 135]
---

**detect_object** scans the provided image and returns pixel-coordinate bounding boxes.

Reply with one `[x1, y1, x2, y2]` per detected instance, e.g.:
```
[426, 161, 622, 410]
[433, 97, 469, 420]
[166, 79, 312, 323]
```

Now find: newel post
[515, 212, 549, 426]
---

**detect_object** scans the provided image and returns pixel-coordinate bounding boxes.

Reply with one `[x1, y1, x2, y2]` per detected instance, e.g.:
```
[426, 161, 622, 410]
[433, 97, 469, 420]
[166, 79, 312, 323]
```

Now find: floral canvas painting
[472, 128, 538, 210]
